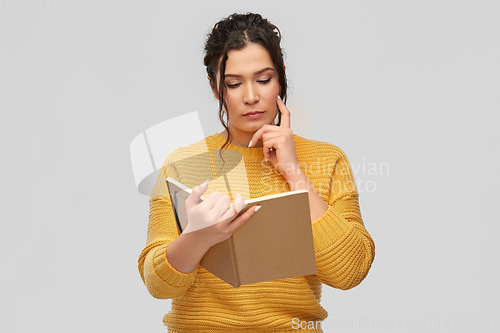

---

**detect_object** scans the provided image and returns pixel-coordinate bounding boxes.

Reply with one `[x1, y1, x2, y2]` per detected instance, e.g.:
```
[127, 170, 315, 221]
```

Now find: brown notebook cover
[166, 177, 317, 288]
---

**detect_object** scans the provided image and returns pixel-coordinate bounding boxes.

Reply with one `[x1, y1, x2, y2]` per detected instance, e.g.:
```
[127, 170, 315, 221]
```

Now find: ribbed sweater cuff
[152, 243, 197, 287]
[312, 207, 353, 252]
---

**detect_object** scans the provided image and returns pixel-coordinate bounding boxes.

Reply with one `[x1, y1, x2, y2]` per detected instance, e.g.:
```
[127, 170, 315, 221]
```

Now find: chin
[250, 118, 272, 129]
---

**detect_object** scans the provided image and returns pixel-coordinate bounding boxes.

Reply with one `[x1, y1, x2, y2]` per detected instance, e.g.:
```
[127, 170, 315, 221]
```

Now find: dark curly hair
[204, 13, 287, 149]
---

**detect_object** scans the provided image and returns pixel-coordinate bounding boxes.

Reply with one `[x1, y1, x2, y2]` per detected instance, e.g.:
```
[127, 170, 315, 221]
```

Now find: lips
[243, 111, 265, 120]
[243, 111, 264, 116]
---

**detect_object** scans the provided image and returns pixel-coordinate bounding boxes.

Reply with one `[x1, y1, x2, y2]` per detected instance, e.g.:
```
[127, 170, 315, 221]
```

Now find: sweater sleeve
[137, 161, 197, 299]
[311, 148, 375, 290]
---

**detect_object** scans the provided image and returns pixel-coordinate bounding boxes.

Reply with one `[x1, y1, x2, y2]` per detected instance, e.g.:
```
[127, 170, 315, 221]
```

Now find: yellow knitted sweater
[138, 133, 375, 333]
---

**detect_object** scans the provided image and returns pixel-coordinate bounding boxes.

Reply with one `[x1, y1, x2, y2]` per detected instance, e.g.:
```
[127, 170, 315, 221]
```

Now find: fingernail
[277, 95, 282, 100]
[200, 179, 209, 187]
[248, 139, 253, 147]
[254, 205, 261, 212]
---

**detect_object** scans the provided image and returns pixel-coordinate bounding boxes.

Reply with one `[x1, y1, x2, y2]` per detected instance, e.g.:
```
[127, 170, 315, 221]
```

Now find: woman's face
[217, 43, 281, 145]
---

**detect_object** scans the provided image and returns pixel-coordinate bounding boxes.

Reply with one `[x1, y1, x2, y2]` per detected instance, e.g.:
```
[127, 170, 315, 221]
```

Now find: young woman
[138, 13, 375, 333]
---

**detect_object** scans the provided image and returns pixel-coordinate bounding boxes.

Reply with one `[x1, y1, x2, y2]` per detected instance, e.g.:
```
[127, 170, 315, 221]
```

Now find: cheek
[223, 91, 238, 113]
[263, 83, 281, 100]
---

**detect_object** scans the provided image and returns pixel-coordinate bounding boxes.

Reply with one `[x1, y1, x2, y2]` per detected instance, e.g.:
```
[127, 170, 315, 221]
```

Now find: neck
[220, 130, 263, 148]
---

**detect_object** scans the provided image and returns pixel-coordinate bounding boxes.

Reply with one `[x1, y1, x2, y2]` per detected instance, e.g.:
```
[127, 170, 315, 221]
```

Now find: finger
[185, 181, 209, 209]
[262, 137, 280, 162]
[199, 191, 223, 210]
[209, 194, 232, 218]
[277, 96, 291, 128]
[260, 130, 283, 161]
[248, 123, 275, 148]
[225, 205, 261, 234]
[261, 131, 281, 143]
[219, 193, 245, 221]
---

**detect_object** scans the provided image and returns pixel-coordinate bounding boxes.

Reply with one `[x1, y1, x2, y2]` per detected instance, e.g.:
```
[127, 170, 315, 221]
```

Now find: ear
[208, 75, 219, 100]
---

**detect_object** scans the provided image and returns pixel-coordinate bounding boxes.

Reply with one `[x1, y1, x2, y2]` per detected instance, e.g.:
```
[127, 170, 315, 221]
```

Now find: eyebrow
[225, 67, 275, 78]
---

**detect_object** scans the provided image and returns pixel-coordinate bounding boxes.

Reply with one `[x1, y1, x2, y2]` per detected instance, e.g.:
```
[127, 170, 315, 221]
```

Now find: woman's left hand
[249, 96, 301, 178]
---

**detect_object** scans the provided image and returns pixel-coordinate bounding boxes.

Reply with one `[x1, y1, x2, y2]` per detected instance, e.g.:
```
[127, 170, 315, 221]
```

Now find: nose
[243, 84, 259, 104]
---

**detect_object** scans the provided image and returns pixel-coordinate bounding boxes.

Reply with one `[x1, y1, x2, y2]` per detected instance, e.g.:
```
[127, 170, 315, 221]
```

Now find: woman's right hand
[183, 180, 260, 248]
[166, 181, 260, 273]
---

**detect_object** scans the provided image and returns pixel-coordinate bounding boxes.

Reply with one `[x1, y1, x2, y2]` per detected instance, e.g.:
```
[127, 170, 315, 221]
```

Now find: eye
[225, 82, 241, 89]
[258, 78, 271, 84]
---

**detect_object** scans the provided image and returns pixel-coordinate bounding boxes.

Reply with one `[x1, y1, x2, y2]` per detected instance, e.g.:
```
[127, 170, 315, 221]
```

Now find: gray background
[1, 1, 499, 332]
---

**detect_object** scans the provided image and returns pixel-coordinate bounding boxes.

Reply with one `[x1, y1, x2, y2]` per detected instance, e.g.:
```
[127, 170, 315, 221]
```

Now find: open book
[166, 177, 317, 288]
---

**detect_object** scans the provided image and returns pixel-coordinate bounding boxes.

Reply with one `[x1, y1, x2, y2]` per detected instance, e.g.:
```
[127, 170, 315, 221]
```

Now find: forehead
[225, 43, 274, 75]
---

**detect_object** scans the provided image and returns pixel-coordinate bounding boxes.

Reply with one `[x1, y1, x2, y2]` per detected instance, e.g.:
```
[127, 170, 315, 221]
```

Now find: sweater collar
[209, 133, 266, 162]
